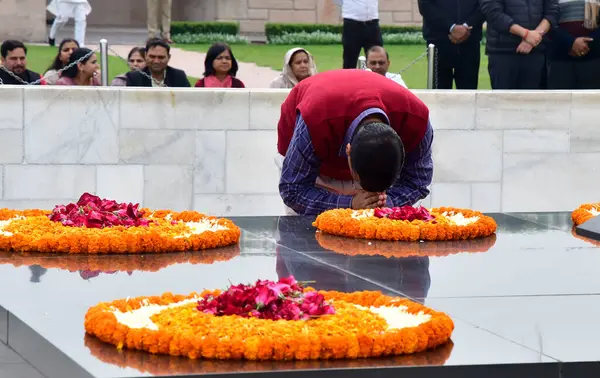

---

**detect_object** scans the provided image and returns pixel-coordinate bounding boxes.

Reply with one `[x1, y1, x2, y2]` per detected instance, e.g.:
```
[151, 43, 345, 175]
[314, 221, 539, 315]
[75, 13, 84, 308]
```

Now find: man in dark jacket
[126, 38, 190, 87]
[481, 0, 559, 89]
[418, 0, 485, 89]
[0, 40, 44, 85]
[547, 0, 600, 89]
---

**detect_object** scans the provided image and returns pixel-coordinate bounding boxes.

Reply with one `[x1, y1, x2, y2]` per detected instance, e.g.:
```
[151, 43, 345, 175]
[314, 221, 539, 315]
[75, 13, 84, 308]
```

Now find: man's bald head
[366, 46, 390, 76]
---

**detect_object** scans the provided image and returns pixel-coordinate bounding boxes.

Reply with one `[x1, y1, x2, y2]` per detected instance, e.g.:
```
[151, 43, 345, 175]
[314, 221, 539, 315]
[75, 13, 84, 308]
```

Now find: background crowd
[0, 0, 599, 90]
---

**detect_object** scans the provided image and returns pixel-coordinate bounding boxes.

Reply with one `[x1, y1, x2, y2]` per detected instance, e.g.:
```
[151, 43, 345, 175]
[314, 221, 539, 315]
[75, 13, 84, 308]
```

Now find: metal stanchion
[427, 43, 436, 89]
[99, 39, 109, 86]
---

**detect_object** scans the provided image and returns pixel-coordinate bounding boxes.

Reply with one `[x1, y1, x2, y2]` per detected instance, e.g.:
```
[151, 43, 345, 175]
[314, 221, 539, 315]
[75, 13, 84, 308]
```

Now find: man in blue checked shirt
[275, 69, 434, 216]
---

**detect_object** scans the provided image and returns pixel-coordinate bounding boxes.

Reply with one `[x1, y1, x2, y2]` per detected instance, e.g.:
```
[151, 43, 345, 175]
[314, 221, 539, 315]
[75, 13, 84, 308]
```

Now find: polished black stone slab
[575, 214, 600, 241]
[0, 212, 597, 378]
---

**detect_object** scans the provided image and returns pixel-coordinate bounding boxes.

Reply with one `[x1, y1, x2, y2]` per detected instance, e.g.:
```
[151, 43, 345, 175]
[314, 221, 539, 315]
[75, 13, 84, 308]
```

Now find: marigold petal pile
[84, 288, 454, 360]
[0, 208, 240, 254]
[313, 207, 497, 241]
[571, 203, 600, 226]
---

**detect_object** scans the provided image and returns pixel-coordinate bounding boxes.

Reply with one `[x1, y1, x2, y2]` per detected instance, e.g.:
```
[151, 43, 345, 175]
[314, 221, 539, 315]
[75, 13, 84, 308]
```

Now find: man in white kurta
[47, 0, 92, 47]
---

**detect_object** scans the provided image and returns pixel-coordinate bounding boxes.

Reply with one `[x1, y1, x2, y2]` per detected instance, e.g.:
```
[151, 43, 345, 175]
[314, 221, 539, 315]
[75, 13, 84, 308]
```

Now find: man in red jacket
[276, 69, 434, 215]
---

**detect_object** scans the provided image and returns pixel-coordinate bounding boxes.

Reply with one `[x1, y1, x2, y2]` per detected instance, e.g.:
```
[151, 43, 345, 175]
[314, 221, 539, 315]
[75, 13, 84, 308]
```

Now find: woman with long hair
[194, 43, 245, 88]
[112, 47, 146, 86]
[43, 38, 79, 85]
[56, 47, 100, 86]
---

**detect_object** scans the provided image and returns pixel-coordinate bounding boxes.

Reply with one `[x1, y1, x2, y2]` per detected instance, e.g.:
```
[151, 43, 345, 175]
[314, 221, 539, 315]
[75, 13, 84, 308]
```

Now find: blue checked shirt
[279, 108, 434, 215]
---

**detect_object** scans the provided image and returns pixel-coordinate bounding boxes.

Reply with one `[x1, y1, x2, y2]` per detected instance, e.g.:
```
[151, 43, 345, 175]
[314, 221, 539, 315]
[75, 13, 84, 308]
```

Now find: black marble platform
[1, 212, 599, 378]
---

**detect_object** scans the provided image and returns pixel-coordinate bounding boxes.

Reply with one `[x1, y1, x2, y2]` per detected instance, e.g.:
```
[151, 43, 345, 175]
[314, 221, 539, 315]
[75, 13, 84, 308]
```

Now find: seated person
[44, 38, 79, 85]
[195, 43, 245, 88]
[126, 38, 190, 87]
[0, 40, 45, 85]
[56, 47, 100, 86]
[366, 46, 408, 88]
[269, 47, 318, 88]
[112, 46, 146, 86]
[276, 69, 433, 216]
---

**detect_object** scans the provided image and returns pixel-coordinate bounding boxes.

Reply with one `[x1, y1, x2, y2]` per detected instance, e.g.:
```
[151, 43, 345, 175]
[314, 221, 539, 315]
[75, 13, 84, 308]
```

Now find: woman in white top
[269, 47, 318, 89]
[47, 0, 92, 48]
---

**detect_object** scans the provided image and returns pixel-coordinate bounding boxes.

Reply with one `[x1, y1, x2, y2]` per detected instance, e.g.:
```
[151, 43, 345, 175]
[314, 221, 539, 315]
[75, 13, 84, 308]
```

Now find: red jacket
[277, 69, 429, 181]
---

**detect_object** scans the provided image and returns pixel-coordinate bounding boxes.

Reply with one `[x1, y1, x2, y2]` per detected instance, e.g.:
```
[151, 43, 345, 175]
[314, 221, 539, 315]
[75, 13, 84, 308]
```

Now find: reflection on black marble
[0, 213, 599, 377]
[507, 212, 575, 232]
[425, 294, 600, 364]
[83, 334, 455, 376]
[28, 264, 47, 283]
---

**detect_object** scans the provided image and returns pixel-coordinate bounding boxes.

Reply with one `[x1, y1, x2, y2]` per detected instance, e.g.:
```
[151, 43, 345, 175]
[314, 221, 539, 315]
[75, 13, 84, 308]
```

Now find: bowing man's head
[346, 121, 405, 193]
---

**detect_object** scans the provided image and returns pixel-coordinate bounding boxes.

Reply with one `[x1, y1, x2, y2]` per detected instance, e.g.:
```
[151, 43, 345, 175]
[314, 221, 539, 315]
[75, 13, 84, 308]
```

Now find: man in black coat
[126, 38, 190, 87]
[0, 40, 43, 85]
[481, 0, 559, 89]
[418, 0, 485, 89]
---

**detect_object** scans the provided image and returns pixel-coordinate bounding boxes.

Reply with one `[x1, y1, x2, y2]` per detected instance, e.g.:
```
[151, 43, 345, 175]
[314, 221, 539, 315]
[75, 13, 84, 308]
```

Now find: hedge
[265, 23, 422, 41]
[171, 21, 240, 36]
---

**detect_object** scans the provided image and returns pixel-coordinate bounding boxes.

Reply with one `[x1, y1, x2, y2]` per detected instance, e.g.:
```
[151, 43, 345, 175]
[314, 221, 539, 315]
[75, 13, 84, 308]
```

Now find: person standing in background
[418, 0, 484, 89]
[336, 0, 383, 69]
[548, 0, 600, 89]
[147, 0, 173, 44]
[47, 0, 91, 47]
[481, 0, 559, 89]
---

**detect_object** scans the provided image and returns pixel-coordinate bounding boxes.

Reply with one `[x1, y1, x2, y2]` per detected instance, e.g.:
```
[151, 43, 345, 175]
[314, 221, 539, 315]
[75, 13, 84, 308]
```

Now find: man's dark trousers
[433, 41, 481, 89]
[488, 53, 545, 89]
[342, 18, 383, 69]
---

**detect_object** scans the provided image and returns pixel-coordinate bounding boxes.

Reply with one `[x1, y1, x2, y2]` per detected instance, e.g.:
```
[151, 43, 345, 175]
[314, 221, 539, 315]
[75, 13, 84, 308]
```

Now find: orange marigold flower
[0, 209, 240, 254]
[313, 207, 497, 241]
[572, 203, 600, 226]
[84, 290, 454, 361]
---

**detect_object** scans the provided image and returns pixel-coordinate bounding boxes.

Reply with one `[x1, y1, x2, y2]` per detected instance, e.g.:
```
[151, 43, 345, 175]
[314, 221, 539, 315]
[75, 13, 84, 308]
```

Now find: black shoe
[48, 37, 55, 47]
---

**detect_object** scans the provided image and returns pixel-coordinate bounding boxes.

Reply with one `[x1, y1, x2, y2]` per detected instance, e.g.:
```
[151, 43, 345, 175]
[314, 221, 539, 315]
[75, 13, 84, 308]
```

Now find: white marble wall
[0, 85, 598, 216]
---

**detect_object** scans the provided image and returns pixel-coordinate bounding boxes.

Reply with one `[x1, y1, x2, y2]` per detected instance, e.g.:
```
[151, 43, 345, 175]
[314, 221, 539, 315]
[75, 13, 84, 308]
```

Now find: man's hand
[516, 40, 533, 54]
[352, 191, 386, 210]
[571, 37, 593, 57]
[450, 25, 472, 44]
[524, 30, 543, 46]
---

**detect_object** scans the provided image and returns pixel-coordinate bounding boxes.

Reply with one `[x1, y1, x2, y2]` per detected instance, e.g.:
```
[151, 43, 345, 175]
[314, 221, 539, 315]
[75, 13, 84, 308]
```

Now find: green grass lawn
[181, 44, 492, 90]
[23, 44, 490, 89]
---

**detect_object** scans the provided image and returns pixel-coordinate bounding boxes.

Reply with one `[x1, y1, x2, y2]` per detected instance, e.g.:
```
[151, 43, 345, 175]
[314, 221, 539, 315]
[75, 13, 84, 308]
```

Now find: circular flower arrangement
[0, 193, 240, 254]
[313, 206, 497, 241]
[85, 276, 454, 360]
[316, 232, 497, 259]
[571, 203, 600, 226]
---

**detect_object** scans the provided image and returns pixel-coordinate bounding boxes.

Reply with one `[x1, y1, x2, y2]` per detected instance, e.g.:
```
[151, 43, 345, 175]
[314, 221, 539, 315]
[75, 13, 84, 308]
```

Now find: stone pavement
[52, 25, 279, 88]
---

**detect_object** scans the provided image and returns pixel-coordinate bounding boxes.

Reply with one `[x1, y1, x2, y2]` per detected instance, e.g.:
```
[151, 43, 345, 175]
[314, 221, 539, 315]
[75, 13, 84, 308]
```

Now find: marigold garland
[0, 208, 240, 254]
[84, 334, 453, 375]
[571, 203, 600, 226]
[316, 232, 496, 259]
[0, 244, 240, 273]
[84, 290, 454, 361]
[313, 207, 497, 241]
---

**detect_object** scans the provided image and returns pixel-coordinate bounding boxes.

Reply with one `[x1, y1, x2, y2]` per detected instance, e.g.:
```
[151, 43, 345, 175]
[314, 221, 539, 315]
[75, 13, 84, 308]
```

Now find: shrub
[265, 22, 422, 42]
[171, 21, 240, 36]
[268, 31, 426, 45]
[172, 33, 249, 45]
